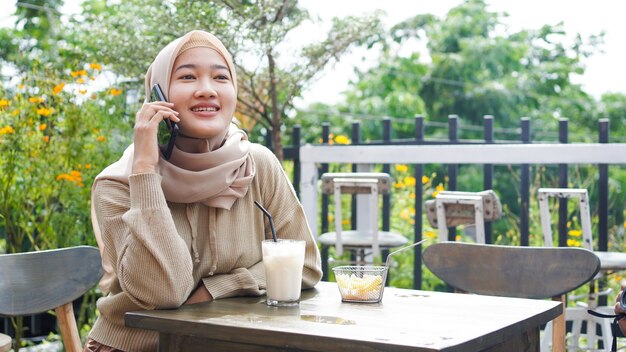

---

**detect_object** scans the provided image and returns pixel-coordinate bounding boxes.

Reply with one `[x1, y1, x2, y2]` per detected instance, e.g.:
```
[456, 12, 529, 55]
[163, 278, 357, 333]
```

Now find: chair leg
[552, 296, 566, 352]
[55, 302, 82, 352]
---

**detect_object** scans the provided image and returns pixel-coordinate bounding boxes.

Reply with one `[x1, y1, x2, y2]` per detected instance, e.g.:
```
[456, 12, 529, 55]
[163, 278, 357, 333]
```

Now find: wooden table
[125, 281, 561, 352]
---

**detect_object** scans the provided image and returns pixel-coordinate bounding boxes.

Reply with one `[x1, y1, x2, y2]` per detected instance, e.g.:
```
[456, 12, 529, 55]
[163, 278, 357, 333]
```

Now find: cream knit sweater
[88, 144, 322, 351]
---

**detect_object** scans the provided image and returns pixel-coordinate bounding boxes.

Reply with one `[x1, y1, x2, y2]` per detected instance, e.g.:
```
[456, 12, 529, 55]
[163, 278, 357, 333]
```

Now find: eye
[215, 74, 230, 81]
[178, 74, 195, 80]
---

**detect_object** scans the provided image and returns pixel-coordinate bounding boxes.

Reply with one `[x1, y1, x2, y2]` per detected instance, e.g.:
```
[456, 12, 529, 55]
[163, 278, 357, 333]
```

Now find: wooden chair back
[423, 242, 600, 352]
[0, 246, 103, 352]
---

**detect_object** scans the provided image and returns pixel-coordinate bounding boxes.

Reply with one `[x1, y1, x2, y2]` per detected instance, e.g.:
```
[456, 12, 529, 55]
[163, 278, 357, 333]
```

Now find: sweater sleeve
[93, 173, 195, 309]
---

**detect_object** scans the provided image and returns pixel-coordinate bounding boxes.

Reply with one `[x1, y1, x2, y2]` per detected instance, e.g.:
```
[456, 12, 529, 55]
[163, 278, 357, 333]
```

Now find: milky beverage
[262, 239, 305, 306]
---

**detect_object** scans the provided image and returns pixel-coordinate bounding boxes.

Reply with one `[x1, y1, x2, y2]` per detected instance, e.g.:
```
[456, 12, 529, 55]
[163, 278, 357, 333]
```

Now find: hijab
[91, 30, 256, 293]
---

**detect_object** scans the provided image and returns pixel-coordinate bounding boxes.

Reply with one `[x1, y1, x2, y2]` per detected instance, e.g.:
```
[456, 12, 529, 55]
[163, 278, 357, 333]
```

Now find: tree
[72, 0, 384, 160]
[337, 0, 603, 131]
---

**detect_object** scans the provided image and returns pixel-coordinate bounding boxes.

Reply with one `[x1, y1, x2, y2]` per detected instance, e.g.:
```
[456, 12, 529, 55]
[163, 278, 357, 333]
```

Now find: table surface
[126, 281, 561, 352]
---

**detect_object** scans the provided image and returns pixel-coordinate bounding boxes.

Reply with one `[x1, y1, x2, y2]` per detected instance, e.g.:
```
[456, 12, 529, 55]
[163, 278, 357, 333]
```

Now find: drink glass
[262, 239, 306, 307]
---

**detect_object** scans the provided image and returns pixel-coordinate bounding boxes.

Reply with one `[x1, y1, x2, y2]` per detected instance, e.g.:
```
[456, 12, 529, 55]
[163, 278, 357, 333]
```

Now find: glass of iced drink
[262, 239, 306, 307]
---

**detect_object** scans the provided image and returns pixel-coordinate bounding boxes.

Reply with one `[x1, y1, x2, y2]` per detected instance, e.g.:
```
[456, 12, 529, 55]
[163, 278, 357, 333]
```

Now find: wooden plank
[422, 242, 600, 299]
[0, 246, 103, 316]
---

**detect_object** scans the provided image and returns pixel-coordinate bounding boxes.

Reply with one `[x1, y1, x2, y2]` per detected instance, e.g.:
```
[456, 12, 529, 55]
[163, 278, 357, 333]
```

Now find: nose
[194, 78, 217, 98]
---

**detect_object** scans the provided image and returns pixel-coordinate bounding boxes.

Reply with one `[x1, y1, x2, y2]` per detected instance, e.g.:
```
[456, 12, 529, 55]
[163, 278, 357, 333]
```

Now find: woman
[85, 30, 322, 351]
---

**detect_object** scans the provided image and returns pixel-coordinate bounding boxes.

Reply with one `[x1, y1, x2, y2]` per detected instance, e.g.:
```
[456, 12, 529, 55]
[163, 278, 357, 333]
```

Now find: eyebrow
[174, 64, 230, 72]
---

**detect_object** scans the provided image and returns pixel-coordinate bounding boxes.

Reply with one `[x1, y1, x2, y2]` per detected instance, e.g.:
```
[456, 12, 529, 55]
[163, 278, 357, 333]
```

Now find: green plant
[0, 61, 130, 349]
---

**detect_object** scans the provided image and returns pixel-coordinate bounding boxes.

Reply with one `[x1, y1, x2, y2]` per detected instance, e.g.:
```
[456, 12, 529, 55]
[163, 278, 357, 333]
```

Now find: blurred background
[1, 0, 625, 349]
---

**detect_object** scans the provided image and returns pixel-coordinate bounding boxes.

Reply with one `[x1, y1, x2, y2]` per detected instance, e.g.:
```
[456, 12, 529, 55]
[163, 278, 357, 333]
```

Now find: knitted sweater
[88, 144, 322, 351]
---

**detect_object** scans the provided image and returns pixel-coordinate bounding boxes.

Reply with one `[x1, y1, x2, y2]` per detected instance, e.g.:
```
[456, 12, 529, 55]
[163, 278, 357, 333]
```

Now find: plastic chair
[423, 241, 601, 352]
[539, 188, 626, 351]
[318, 173, 408, 279]
[0, 246, 103, 352]
[425, 190, 502, 243]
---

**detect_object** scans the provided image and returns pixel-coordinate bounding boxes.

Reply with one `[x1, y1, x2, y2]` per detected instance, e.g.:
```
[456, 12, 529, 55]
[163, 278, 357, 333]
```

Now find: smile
[191, 107, 218, 112]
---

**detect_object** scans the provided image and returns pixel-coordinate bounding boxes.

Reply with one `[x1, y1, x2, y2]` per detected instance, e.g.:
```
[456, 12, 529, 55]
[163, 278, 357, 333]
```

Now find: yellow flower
[567, 239, 582, 247]
[38, 124, 47, 131]
[53, 83, 65, 95]
[78, 89, 87, 95]
[395, 164, 409, 173]
[56, 170, 84, 187]
[394, 181, 404, 189]
[43, 135, 49, 143]
[422, 175, 430, 184]
[432, 183, 445, 197]
[424, 231, 437, 239]
[29, 96, 44, 103]
[70, 69, 87, 77]
[36, 107, 53, 117]
[76, 78, 85, 84]
[404, 176, 416, 187]
[334, 135, 350, 145]
[97, 135, 106, 142]
[85, 164, 92, 169]
[11, 109, 20, 116]
[89, 63, 102, 71]
[409, 192, 415, 199]
[18, 84, 25, 89]
[0, 126, 15, 135]
[568, 229, 582, 237]
[109, 88, 123, 96]
[0, 98, 10, 108]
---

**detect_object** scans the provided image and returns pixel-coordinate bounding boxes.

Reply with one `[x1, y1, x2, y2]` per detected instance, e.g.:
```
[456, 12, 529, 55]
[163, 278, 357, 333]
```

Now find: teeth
[192, 107, 217, 112]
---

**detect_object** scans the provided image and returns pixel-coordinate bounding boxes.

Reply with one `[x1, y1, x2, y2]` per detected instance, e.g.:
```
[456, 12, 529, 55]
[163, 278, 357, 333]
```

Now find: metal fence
[272, 115, 626, 295]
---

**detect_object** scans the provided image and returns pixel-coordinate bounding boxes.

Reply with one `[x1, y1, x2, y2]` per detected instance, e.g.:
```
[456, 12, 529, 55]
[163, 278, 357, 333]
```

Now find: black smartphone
[150, 84, 179, 160]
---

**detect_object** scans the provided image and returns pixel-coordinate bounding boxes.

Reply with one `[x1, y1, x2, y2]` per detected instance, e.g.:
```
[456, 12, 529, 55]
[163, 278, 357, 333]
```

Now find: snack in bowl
[332, 265, 387, 303]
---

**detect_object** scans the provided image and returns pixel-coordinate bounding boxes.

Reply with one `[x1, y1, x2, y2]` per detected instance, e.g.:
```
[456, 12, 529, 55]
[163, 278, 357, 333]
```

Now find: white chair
[539, 188, 626, 351]
[425, 190, 502, 243]
[318, 173, 408, 278]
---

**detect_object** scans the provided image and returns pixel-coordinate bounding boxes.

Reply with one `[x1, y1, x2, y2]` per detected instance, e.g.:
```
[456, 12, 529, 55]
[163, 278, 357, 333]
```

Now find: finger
[619, 319, 626, 336]
[150, 110, 180, 124]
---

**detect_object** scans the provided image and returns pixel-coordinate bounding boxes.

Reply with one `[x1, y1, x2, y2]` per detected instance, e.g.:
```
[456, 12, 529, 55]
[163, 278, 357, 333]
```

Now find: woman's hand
[183, 284, 213, 305]
[132, 101, 179, 174]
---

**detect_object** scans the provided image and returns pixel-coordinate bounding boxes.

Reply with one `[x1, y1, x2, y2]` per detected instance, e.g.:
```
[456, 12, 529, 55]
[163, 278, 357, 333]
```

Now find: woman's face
[169, 47, 236, 140]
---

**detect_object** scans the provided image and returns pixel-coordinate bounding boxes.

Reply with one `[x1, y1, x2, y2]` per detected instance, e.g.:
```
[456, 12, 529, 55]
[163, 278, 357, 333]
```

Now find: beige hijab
[91, 30, 256, 293]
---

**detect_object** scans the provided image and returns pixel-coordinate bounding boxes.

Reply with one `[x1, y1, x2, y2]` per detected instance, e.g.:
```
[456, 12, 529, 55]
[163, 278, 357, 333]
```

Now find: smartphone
[150, 84, 179, 160]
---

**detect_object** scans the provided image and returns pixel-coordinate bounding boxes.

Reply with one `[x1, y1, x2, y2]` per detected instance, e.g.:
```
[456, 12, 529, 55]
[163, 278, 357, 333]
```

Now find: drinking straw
[254, 201, 278, 242]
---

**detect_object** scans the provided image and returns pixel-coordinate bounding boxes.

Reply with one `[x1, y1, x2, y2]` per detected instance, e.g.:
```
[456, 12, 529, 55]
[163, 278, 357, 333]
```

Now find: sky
[3, 0, 625, 107]
[294, 0, 626, 107]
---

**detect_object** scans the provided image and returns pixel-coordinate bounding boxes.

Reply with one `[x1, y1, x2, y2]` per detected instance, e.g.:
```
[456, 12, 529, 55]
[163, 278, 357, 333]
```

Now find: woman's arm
[94, 175, 195, 309]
